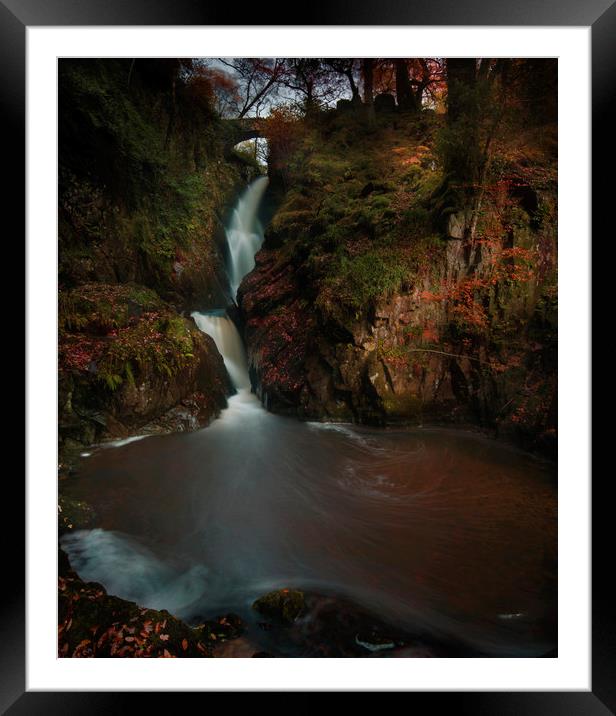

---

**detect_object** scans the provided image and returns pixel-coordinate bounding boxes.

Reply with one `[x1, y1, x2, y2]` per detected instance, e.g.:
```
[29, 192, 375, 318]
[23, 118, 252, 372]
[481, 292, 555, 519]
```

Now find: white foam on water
[105, 434, 151, 449]
[61, 528, 209, 615]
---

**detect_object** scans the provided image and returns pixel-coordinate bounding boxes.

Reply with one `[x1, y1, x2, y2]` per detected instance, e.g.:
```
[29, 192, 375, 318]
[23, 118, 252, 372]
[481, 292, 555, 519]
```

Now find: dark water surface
[61, 389, 556, 657]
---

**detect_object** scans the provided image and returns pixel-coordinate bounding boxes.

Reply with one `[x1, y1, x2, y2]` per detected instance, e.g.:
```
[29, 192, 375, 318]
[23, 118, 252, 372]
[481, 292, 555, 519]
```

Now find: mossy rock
[58, 568, 213, 658]
[59, 283, 164, 334]
[252, 588, 305, 624]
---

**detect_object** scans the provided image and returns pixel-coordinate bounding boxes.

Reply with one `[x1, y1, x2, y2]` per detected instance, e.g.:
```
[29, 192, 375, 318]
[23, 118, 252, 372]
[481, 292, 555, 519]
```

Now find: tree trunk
[346, 69, 361, 105]
[446, 58, 477, 124]
[395, 59, 417, 111]
[444, 59, 480, 244]
[362, 59, 375, 124]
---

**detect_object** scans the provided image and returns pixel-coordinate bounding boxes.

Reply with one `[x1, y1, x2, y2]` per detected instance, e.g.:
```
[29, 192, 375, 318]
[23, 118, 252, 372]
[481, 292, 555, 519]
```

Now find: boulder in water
[252, 588, 305, 624]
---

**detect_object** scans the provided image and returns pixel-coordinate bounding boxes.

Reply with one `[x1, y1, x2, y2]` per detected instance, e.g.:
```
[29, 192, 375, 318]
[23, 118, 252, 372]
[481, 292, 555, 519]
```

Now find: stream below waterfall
[61, 177, 557, 657]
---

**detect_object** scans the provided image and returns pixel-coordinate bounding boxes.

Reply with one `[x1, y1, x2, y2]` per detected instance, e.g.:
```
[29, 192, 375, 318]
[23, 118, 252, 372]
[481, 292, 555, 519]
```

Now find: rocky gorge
[57, 58, 558, 659]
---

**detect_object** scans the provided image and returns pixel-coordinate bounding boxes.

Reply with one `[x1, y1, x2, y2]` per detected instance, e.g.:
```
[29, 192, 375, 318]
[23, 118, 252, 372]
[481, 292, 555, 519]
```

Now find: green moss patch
[59, 282, 199, 392]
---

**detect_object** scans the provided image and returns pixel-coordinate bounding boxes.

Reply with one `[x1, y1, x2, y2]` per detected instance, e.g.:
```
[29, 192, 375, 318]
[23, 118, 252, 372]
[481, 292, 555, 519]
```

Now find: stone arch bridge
[223, 118, 266, 153]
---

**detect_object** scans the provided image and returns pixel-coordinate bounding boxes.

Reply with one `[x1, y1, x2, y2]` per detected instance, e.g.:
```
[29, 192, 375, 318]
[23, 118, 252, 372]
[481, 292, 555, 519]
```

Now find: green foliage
[59, 282, 201, 393]
[404, 324, 423, 339]
[97, 314, 197, 391]
[369, 195, 391, 211]
[59, 60, 167, 203]
[59, 283, 163, 333]
[264, 109, 452, 319]
[399, 206, 430, 236]
[102, 372, 124, 391]
[330, 250, 409, 309]
[437, 76, 493, 186]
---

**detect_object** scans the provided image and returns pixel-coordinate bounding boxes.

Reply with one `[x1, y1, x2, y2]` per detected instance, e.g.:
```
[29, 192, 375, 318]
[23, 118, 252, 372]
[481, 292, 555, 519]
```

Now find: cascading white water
[225, 176, 269, 300]
[191, 310, 250, 391]
[191, 176, 269, 397]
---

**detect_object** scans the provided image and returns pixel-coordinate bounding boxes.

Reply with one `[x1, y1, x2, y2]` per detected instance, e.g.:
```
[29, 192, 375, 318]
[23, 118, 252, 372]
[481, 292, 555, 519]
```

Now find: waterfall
[191, 176, 269, 394]
[225, 175, 269, 300]
[191, 311, 250, 391]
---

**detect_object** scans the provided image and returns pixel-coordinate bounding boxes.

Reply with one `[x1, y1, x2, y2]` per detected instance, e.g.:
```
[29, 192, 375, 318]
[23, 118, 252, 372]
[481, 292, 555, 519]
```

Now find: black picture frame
[8, 0, 603, 711]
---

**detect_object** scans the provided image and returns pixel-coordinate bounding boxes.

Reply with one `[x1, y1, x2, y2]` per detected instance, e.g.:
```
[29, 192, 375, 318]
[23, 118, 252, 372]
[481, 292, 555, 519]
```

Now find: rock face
[105, 328, 230, 432]
[240, 217, 556, 454]
[239, 109, 557, 456]
[59, 327, 232, 455]
[239, 246, 458, 425]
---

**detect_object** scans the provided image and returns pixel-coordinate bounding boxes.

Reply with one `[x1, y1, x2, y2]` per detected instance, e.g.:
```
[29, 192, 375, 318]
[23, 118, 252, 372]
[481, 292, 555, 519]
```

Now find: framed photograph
[10, 0, 604, 709]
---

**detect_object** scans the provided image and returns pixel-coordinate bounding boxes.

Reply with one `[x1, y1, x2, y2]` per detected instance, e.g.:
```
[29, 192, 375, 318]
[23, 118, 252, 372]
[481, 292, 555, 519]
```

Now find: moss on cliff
[59, 59, 258, 308]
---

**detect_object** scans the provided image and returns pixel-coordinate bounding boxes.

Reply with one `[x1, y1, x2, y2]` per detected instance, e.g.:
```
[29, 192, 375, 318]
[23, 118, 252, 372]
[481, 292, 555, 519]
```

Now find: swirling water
[63, 406, 556, 656]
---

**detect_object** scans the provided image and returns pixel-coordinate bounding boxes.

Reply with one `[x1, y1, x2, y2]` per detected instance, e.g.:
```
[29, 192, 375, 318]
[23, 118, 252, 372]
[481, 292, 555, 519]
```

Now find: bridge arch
[223, 118, 265, 154]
